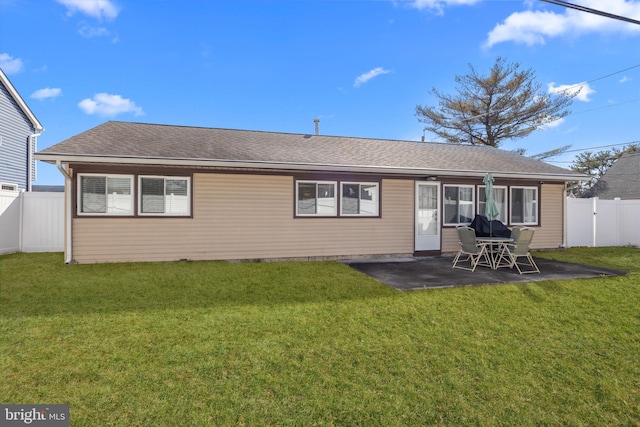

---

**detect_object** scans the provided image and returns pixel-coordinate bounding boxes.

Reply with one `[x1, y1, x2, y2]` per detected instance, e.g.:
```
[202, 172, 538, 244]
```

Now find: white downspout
[56, 160, 73, 264]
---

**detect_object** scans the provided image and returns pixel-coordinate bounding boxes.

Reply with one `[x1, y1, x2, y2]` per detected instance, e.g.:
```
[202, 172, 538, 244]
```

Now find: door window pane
[418, 185, 438, 235]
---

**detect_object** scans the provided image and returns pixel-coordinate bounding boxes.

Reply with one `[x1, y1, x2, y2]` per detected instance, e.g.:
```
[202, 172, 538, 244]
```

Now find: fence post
[614, 198, 621, 246]
[592, 197, 598, 247]
[18, 191, 24, 252]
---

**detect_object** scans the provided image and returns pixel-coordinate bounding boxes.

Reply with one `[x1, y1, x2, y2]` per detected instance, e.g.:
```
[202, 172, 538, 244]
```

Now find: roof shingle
[37, 121, 583, 179]
[588, 152, 640, 199]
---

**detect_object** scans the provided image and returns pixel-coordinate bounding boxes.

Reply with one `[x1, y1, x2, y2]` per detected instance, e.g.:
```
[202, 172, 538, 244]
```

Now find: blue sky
[2, 0, 639, 185]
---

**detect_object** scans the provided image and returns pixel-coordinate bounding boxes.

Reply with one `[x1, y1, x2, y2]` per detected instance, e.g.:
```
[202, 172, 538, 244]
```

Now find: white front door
[415, 181, 441, 252]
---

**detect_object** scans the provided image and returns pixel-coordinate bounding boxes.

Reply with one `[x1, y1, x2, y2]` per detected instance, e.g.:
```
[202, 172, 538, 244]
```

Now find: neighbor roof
[36, 121, 585, 181]
[0, 68, 44, 132]
[588, 152, 640, 199]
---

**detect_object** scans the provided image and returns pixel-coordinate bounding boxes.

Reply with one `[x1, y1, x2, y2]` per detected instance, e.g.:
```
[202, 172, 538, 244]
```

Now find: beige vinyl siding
[441, 183, 565, 253]
[71, 173, 415, 263]
[533, 183, 565, 249]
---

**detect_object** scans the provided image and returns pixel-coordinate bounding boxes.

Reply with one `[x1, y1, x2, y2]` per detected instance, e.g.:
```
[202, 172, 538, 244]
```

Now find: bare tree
[416, 57, 577, 147]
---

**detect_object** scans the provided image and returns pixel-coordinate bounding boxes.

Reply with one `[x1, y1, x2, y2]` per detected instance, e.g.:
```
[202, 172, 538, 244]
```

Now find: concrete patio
[344, 256, 627, 291]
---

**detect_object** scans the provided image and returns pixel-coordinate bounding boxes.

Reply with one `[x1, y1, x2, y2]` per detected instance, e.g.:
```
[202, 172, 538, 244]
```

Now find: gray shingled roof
[37, 121, 584, 180]
[588, 152, 640, 199]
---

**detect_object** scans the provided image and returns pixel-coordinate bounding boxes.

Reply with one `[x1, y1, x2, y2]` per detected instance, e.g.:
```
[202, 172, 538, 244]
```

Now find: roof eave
[0, 68, 44, 133]
[34, 153, 588, 181]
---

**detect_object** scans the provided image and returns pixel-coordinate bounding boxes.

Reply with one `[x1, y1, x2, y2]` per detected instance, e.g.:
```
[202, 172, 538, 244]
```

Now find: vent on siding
[30, 135, 37, 181]
[1, 182, 19, 191]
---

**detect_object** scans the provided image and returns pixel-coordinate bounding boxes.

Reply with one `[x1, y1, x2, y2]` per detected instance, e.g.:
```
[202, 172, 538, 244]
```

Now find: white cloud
[485, 0, 640, 47]
[619, 75, 632, 83]
[539, 117, 565, 130]
[354, 67, 391, 88]
[407, 0, 481, 14]
[78, 93, 144, 116]
[31, 88, 62, 100]
[0, 53, 24, 74]
[548, 82, 595, 102]
[57, 0, 120, 20]
[78, 24, 110, 38]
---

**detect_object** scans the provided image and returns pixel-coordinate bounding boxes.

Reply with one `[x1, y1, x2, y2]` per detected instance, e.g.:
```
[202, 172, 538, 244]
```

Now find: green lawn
[1, 248, 639, 426]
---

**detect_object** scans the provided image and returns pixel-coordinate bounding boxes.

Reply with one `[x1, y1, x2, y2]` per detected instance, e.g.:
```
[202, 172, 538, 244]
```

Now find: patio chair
[510, 225, 526, 242]
[452, 226, 491, 272]
[496, 228, 540, 274]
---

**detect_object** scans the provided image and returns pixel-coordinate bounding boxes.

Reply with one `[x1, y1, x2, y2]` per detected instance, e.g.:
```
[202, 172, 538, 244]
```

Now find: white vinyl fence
[0, 190, 64, 254]
[566, 197, 640, 248]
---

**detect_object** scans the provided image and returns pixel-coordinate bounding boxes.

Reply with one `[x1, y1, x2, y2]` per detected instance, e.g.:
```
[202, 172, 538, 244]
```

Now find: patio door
[415, 181, 441, 252]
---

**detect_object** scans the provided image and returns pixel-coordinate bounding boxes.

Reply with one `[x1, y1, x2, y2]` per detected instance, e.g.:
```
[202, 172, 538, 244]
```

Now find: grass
[1, 248, 639, 426]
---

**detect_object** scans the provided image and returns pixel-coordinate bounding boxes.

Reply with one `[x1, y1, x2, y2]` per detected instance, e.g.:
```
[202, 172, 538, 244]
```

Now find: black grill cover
[469, 215, 511, 238]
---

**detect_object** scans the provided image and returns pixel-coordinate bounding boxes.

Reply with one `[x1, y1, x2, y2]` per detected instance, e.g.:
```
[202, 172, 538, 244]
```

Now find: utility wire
[552, 141, 640, 155]
[560, 63, 640, 93]
[570, 98, 640, 116]
[540, 0, 640, 26]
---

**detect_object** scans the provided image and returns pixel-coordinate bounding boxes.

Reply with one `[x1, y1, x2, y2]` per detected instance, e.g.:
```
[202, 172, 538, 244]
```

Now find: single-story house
[35, 121, 586, 264]
[585, 151, 640, 199]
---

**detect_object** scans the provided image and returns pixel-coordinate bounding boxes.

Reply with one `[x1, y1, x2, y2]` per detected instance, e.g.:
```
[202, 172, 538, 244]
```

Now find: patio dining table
[475, 236, 513, 270]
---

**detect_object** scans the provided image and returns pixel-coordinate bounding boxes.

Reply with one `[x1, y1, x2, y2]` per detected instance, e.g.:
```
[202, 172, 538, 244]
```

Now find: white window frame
[296, 180, 338, 217]
[340, 181, 380, 217]
[478, 185, 508, 223]
[138, 176, 191, 217]
[77, 173, 134, 216]
[0, 182, 19, 191]
[510, 186, 539, 225]
[443, 184, 475, 226]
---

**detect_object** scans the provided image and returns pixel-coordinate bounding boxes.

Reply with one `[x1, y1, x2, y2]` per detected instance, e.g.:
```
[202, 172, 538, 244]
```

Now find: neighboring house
[32, 185, 65, 192]
[586, 152, 640, 200]
[0, 68, 44, 191]
[35, 121, 586, 264]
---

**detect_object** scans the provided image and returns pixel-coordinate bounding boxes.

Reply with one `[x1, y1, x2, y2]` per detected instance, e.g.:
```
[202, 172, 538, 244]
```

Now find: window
[341, 182, 379, 216]
[0, 182, 18, 191]
[478, 186, 508, 223]
[510, 187, 538, 225]
[296, 181, 337, 216]
[139, 176, 190, 216]
[443, 185, 474, 225]
[78, 174, 133, 215]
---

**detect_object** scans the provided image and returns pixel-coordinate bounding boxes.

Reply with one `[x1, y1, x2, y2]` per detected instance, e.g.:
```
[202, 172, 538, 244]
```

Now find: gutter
[55, 160, 73, 264]
[35, 153, 589, 182]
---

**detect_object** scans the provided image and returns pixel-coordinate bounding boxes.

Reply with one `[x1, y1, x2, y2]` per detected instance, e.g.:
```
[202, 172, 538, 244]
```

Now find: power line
[569, 97, 640, 117]
[560, 63, 640, 93]
[544, 141, 640, 164]
[555, 140, 640, 154]
[540, 0, 640, 26]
